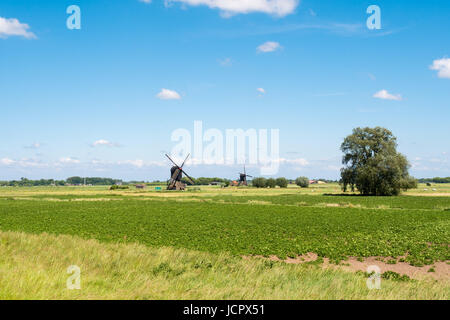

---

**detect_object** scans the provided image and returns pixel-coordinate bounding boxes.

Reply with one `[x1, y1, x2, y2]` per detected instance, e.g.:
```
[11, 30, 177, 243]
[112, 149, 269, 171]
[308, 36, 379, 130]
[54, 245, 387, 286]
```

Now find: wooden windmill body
[238, 165, 252, 186]
[165, 153, 195, 191]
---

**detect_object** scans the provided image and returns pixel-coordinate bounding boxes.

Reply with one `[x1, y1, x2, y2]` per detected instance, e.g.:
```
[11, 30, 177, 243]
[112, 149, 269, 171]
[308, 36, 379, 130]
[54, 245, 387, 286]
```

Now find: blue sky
[1, 0, 449, 181]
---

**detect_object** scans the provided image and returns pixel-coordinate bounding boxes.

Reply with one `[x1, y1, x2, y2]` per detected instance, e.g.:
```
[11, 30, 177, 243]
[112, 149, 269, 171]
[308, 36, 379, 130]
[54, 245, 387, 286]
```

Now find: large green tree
[340, 127, 417, 196]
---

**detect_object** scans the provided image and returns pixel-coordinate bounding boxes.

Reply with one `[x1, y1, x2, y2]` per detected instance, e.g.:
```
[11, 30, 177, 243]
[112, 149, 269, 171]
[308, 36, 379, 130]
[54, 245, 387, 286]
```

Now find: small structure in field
[135, 184, 146, 189]
[309, 180, 326, 185]
[230, 180, 239, 187]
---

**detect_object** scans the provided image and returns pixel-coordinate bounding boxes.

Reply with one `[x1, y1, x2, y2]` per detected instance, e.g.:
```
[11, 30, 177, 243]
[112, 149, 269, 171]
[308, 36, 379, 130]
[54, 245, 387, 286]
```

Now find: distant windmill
[165, 153, 195, 191]
[238, 164, 252, 186]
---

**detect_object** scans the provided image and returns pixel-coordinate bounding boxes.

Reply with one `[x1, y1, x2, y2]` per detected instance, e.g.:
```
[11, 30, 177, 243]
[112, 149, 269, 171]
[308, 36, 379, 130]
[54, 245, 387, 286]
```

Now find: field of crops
[0, 184, 449, 299]
[1, 185, 449, 265]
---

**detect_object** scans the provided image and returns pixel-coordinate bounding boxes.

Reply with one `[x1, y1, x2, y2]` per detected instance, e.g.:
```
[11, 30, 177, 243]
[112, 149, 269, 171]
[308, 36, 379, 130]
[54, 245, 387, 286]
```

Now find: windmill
[165, 153, 195, 191]
[238, 164, 252, 186]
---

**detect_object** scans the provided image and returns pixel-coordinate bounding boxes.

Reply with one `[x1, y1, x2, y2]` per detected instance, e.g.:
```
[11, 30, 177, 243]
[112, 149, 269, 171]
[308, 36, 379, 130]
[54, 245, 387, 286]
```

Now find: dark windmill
[165, 153, 195, 191]
[238, 164, 252, 186]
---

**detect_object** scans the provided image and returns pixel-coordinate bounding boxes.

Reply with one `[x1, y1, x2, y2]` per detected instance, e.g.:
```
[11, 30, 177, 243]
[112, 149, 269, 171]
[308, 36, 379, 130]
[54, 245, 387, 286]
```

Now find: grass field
[0, 183, 449, 299]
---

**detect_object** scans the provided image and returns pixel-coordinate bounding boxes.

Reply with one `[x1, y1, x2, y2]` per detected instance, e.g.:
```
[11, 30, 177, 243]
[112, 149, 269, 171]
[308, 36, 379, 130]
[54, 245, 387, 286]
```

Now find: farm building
[310, 180, 327, 185]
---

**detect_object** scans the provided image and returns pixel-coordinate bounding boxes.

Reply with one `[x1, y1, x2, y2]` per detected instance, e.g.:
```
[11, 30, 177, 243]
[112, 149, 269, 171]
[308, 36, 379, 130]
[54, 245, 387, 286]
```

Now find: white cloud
[430, 58, 450, 79]
[284, 158, 309, 166]
[119, 160, 166, 168]
[156, 88, 181, 100]
[117, 159, 165, 168]
[0, 158, 15, 165]
[257, 87, 265, 94]
[270, 158, 309, 166]
[0, 158, 48, 168]
[165, 0, 299, 17]
[139, 0, 152, 3]
[58, 157, 80, 164]
[92, 139, 119, 147]
[0, 17, 36, 39]
[257, 41, 281, 53]
[121, 159, 145, 168]
[373, 89, 403, 101]
[19, 158, 47, 168]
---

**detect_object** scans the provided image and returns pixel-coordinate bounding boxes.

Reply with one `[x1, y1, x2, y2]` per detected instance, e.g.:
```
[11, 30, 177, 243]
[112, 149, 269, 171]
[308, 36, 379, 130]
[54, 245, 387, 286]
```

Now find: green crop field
[0, 184, 449, 299]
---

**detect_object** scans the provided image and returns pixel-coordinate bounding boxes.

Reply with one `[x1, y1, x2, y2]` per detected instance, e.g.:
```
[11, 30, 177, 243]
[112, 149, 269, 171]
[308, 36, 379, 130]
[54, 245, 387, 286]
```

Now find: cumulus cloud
[156, 88, 181, 100]
[373, 89, 403, 101]
[165, 0, 299, 17]
[257, 88, 266, 94]
[92, 139, 120, 147]
[430, 58, 450, 79]
[0, 17, 36, 39]
[257, 41, 281, 53]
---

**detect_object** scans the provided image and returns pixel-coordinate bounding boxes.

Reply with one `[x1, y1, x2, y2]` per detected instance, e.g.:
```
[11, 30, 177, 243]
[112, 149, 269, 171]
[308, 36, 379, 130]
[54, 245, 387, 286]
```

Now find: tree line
[0, 177, 123, 187]
[418, 177, 450, 184]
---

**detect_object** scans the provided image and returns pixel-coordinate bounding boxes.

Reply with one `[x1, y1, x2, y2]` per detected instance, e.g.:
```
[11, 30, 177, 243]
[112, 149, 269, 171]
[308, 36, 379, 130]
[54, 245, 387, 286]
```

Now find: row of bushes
[252, 177, 287, 188]
[251, 176, 311, 188]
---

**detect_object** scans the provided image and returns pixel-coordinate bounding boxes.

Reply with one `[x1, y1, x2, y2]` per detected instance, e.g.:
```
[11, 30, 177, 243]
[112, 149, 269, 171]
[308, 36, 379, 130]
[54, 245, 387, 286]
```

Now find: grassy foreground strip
[0, 231, 448, 300]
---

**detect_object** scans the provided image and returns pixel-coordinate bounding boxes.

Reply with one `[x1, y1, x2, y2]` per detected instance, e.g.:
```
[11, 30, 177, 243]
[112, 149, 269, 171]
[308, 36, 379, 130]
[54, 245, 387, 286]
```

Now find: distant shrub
[296, 177, 309, 188]
[109, 185, 129, 190]
[252, 177, 267, 188]
[276, 177, 288, 188]
[266, 178, 277, 188]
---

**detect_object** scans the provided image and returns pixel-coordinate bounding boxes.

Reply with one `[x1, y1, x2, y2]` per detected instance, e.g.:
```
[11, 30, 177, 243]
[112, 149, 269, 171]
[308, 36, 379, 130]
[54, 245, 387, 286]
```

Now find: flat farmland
[0, 184, 449, 299]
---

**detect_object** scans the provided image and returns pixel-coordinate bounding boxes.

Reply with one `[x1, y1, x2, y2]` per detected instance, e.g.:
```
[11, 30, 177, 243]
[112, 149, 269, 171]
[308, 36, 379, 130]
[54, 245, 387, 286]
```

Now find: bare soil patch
[245, 253, 449, 281]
